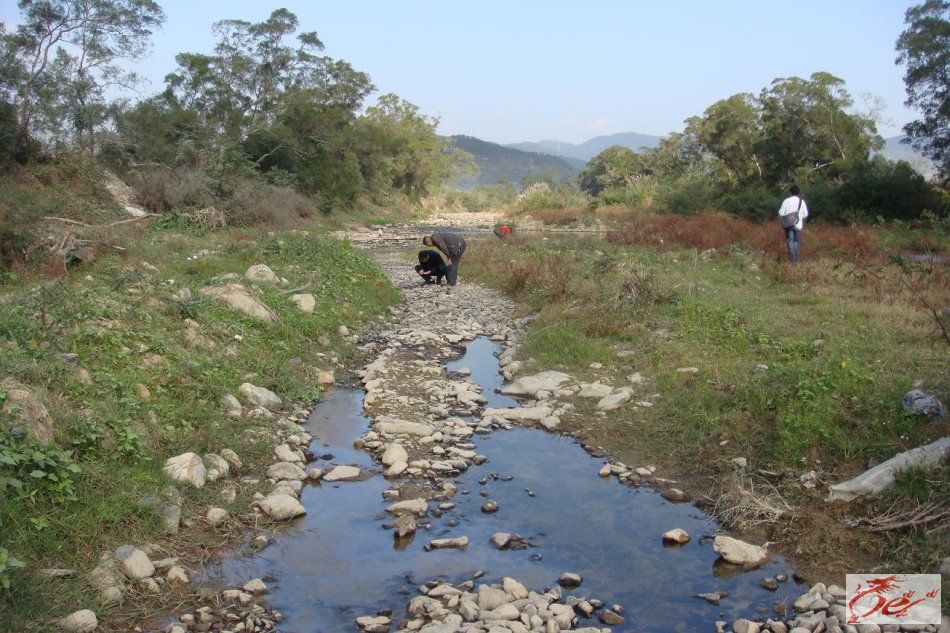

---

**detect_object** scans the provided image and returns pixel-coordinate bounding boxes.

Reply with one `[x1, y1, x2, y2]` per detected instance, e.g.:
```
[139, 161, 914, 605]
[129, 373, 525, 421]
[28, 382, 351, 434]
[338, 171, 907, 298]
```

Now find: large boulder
[239, 383, 282, 411]
[200, 284, 276, 323]
[162, 453, 206, 488]
[257, 494, 306, 520]
[500, 371, 570, 398]
[713, 535, 768, 567]
[1, 377, 55, 443]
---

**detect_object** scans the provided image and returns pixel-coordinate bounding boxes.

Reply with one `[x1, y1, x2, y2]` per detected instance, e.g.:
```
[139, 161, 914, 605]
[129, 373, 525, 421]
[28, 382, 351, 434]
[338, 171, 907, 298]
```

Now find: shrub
[656, 176, 718, 214]
[517, 182, 588, 213]
[222, 179, 317, 227]
[129, 166, 213, 212]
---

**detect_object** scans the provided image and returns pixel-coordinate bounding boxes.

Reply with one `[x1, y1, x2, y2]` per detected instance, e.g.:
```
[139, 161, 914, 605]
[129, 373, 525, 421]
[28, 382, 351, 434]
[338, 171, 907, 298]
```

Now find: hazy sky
[1, 0, 920, 144]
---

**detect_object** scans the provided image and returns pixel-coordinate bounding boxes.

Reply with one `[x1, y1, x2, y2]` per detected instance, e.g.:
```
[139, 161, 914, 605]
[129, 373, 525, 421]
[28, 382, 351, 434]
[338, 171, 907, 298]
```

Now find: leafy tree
[758, 72, 878, 183]
[3, 0, 165, 151]
[896, 0, 950, 179]
[578, 145, 649, 195]
[690, 93, 764, 185]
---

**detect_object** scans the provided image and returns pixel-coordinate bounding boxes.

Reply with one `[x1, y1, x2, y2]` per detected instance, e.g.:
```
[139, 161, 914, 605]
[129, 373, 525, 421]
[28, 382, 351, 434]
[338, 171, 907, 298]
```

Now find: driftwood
[866, 499, 949, 533]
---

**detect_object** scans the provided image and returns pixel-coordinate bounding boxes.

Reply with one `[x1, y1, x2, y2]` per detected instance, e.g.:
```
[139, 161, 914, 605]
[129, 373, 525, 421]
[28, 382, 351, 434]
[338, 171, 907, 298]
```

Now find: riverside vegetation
[464, 230, 949, 588]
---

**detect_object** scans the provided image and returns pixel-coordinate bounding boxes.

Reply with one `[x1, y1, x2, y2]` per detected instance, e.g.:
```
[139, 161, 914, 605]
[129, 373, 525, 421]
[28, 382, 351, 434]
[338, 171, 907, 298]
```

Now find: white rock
[482, 406, 552, 422]
[243, 578, 268, 593]
[323, 465, 361, 482]
[162, 452, 206, 488]
[203, 453, 230, 481]
[266, 461, 307, 480]
[200, 284, 276, 322]
[257, 494, 306, 520]
[239, 383, 282, 411]
[713, 535, 769, 566]
[222, 394, 243, 418]
[381, 443, 409, 467]
[114, 546, 154, 580]
[501, 371, 570, 398]
[317, 370, 335, 385]
[386, 498, 428, 516]
[166, 565, 188, 584]
[491, 532, 512, 549]
[375, 419, 434, 436]
[540, 416, 560, 431]
[56, 609, 98, 632]
[384, 461, 408, 477]
[662, 528, 691, 544]
[477, 584, 511, 610]
[274, 444, 303, 463]
[502, 577, 528, 599]
[220, 448, 242, 469]
[596, 388, 632, 411]
[429, 536, 468, 549]
[356, 615, 390, 632]
[206, 507, 229, 526]
[291, 293, 316, 313]
[245, 264, 279, 283]
[578, 382, 613, 398]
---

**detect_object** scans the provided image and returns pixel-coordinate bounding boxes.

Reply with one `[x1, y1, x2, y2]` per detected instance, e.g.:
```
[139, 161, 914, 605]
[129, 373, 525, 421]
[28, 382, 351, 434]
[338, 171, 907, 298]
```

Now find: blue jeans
[784, 226, 801, 263]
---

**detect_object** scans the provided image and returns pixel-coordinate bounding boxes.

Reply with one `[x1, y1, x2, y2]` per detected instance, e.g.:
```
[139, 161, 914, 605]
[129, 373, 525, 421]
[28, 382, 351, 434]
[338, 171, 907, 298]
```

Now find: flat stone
[501, 371, 570, 398]
[386, 498, 428, 516]
[257, 494, 306, 520]
[323, 465, 362, 482]
[266, 461, 307, 480]
[381, 443, 409, 466]
[239, 383, 282, 411]
[429, 536, 468, 549]
[713, 535, 768, 567]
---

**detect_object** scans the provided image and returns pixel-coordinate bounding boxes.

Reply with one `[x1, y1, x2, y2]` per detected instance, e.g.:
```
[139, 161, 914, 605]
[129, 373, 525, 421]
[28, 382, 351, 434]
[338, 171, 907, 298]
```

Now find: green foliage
[0, 431, 81, 501]
[896, 0, 950, 180]
[578, 145, 650, 195]
[517, 182, 587, 212]
[0, 546, 26, 590]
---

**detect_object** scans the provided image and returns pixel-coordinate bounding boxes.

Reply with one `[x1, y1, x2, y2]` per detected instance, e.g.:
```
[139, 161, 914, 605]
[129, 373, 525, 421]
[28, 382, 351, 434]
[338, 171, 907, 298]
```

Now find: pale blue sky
[1, 0, 920, 143]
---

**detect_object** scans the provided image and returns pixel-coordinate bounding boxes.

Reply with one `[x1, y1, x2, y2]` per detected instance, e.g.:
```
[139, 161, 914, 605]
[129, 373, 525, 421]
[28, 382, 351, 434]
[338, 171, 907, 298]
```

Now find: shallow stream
[198, 337, 797, 632]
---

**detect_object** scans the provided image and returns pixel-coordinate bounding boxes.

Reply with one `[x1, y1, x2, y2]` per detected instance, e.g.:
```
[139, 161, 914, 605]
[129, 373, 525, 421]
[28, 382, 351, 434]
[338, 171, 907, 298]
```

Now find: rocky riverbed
[140, 232, 947, 633]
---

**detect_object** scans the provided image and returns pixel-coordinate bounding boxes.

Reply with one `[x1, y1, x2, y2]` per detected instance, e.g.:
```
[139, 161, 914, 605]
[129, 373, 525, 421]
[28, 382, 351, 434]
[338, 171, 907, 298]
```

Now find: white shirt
[778, 195, 808, 230]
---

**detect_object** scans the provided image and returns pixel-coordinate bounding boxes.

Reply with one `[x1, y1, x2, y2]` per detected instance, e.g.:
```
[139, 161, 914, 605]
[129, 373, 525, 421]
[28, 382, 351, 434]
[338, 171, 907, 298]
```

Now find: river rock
[477, 585, 511, 610]
[491, 532, 512, 549]
[245, 264, 279, 283]
[56, 609, 98, 632]
[502, 577, 528, 599]
[114, 546, 154, 580]
[713, 535, 768, 567]
[317, 369, 335, 385]
[257, 494, 306, 520]
[206, 507, 228, 526]
[222, 393, 243, 418]
[600, 609, 625, 625]
[375, 419, 435, 436]
[596, 388, 632, 411]
[243, 578, 268, 593]
[501, 371, 570, 398]
[381, 443, 409, 466]
[429, 536, 468, 549]
[663, 528, 691, 544]
[266, 461, 307, 480]
[203, 453, 230, 481]
[481, 500, 499, 513]
[559, 572, 583, 588]
[200, 284, 276, 322]
[384, 461, 407, 477]
[220, 448, 243, 469]
[356, 615, 390, 632]
[291, 293, 316, 313]
[394, 514, 416, 537]
[540, 416, 560, 431]
[1, 378, 55, 443]
[323, 465, 361, 481]
[239, 383, 282, 411]
[166, 565, 188, 584]
[482, 406, 553, 422]
[274, 443, 303, 463]
[162, 452, 206, 488]
[578, 382, 613, 398]
[386, 498, 428, 516]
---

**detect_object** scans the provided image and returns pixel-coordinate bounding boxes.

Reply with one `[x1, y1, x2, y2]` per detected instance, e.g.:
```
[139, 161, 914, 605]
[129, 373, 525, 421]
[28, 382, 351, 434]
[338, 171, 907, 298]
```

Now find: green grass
[0, 227, 398, 628]
[466, 234, 948, 573]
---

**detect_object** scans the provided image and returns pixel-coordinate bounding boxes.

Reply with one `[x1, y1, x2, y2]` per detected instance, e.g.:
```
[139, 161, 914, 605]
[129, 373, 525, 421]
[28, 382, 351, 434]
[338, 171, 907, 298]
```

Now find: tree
[3, 0, 165, 151]
[757, 72, 878, 184]
[896, 0, 950, 179]
[690, 93, 764, 185]
[578, 145, 649, 195]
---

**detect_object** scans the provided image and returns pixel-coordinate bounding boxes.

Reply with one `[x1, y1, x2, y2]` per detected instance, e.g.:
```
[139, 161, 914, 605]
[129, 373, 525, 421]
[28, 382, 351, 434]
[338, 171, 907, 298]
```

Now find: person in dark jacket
[422, 232, 467, 286]
[415, 249, 447, 285]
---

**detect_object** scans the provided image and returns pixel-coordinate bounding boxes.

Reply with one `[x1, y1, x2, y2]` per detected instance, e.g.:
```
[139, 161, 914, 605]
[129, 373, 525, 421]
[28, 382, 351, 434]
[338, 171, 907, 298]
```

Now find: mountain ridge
[448, 135, 579, 189]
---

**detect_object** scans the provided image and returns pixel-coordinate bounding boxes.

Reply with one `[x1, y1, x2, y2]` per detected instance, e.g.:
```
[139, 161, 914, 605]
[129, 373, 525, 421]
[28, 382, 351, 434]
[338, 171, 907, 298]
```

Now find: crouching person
[415, 249, 448, 285]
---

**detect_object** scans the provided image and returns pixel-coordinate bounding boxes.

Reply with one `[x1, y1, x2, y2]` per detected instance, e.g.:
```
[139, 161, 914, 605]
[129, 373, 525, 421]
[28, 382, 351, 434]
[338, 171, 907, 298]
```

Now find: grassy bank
[465, 231, 948, 580]
[0, 225, 398, 629]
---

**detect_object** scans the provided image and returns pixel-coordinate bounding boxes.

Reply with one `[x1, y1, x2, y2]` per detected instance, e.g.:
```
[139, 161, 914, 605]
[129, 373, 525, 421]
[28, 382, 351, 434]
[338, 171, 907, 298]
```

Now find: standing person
[422, 232, 467, 286]
[778, 185, 808, 263]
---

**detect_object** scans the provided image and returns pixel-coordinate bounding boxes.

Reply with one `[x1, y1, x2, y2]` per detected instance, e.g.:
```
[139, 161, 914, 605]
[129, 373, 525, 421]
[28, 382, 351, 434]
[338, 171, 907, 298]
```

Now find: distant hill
[879, 135, 935, 177]
[448, 135, 578, 188]
[507, 132, 663, 163]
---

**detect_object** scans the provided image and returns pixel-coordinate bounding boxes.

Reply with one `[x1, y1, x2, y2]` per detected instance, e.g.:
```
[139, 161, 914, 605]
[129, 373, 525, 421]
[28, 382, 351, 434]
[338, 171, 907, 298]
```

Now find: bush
[222, 179, 317, 227]
[129, 166, 213, 212]
[719, 186, 782, 220]
[656, 176, 718, 214]
[517, 182, 588, 213]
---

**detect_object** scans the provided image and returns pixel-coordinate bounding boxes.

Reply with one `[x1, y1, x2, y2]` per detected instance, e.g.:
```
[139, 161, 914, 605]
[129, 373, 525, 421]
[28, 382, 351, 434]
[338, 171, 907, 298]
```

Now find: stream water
[198, 337, 798, 632]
